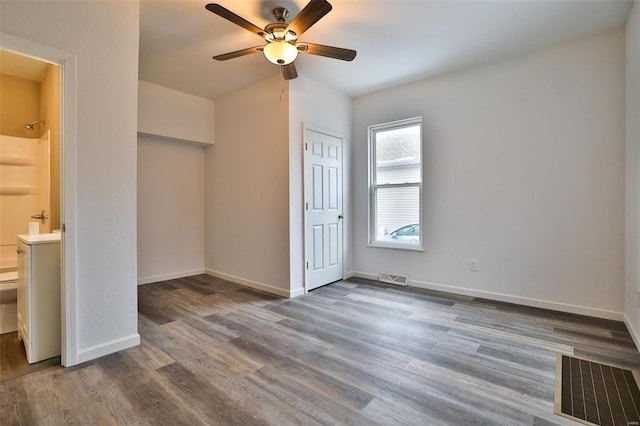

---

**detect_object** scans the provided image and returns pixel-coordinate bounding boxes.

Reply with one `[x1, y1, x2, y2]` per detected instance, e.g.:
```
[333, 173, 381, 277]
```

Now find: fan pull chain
[280, 73, 285, 101]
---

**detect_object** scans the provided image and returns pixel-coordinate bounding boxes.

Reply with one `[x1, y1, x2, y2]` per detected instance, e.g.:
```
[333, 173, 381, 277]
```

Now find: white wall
[625, 1, 640, 341]
[138, 80, 215, 145]
[289, 76, 351, 295]
[0, 1, 140, 361]
[352, 29, 626, 319]
[205, 74, 291, 296]
[137, 136, 205, 284]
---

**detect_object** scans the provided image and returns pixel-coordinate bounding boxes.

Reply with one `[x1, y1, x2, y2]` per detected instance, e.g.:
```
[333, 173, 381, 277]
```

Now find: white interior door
[304, 128, 343, 291]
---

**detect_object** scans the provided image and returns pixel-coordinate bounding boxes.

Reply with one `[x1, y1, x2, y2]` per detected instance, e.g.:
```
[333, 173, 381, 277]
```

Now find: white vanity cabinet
[16, 233, 61, 364]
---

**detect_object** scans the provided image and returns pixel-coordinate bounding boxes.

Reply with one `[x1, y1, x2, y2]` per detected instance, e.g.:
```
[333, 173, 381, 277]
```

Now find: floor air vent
[379, 273, 408, 286]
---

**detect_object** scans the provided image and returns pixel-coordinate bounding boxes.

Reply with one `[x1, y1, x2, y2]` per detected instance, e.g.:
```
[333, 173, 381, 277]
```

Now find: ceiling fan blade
[282, 63, 298, 80]
[297, 43, 356, 61]
[213, 46, 263, 61]
[286, 0, 332, 38]
[205, 3, 265, 38]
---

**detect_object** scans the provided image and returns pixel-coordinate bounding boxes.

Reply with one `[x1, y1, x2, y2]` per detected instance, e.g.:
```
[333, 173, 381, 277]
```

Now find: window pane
[375, 186, 420, 242]
[375, 125, 421, 185]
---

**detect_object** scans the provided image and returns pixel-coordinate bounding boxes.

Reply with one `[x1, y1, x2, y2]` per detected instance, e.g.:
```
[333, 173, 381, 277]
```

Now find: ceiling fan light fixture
[206, 0, 356, 79]
[263, 40, 298, 65]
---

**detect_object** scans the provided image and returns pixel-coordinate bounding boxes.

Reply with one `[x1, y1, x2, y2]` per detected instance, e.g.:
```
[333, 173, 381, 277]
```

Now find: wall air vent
[379, 273, 408, 286]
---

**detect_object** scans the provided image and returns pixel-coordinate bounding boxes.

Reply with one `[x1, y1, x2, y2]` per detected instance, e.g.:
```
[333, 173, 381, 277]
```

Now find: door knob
[338, 214, 344, 220]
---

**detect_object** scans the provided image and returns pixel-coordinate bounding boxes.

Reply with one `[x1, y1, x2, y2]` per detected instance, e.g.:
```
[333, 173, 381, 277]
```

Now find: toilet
[0, 270, 18, 334]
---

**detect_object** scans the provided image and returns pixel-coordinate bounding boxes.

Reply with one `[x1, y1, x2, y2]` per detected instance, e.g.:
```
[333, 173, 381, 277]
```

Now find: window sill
[367, 242, 425, 252]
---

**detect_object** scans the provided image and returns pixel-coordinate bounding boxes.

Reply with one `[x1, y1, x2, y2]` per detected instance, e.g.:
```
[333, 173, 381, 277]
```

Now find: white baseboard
[205, 269, 294, 298]
[138, 269, 205, 285]
[290, 287, 305, 298]
[351, 271, 623, 321]
[76, 333, 140, 364]
[344, 271, 355, 280]
[624, 313, 640, 352]
[352, 271, 378, 281]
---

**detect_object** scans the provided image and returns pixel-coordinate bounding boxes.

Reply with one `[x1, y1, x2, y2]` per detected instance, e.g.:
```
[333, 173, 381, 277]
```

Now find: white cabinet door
[16, 241, 29, 344]
[16, 238, 60, 364]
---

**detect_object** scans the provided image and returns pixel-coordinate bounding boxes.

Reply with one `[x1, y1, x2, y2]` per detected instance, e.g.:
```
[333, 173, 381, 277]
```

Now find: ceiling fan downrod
[272, 7, 289, 23]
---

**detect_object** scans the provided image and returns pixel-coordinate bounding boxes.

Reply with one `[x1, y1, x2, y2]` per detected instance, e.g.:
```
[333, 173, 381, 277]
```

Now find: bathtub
[0, 269, 18, 334]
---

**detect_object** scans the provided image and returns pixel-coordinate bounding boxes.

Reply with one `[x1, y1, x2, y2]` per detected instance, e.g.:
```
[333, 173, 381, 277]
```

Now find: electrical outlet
[469, 259, 478, 272]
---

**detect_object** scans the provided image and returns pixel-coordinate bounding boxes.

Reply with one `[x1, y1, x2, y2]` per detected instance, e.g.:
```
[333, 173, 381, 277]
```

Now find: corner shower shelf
[0, 157, 34, 166]
[1, 187, 36, 195]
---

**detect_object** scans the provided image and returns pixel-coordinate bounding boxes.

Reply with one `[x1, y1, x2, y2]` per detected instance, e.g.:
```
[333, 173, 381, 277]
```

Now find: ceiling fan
[205, 0, 356, 80]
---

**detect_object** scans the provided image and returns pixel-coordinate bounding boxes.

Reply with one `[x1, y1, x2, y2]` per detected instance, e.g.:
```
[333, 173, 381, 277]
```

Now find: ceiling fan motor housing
[264, 22, 295, 42]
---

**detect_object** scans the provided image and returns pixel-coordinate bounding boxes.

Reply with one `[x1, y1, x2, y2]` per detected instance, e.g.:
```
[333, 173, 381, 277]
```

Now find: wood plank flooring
[0, 332, 60, 381]
[2, 274, 639, 425]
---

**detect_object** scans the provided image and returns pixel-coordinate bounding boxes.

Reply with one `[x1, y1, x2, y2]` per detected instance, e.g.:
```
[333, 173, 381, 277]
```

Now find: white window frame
[368, 117, 423, 251]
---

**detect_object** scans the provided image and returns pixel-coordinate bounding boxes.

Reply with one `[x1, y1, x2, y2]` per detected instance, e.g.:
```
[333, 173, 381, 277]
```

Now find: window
[369, 117, 422, 249]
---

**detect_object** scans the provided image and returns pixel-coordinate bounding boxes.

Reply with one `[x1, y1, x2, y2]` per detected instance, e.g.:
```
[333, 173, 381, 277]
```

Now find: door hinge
[62, 223, 66, 232]
[305, 143, 308, 151]
[306, 262, 309, 270]
[305, 202, 308, 210]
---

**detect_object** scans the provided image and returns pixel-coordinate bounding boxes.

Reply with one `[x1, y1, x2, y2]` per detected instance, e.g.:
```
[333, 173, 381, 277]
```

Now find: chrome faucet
[31, 209, 48, 224]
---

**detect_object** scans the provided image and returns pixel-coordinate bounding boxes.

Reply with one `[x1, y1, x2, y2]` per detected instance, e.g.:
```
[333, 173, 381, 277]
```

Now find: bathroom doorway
[0, 48, 62, 378]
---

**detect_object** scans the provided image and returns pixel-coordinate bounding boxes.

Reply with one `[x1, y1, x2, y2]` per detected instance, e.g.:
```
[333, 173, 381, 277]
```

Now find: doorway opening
[0, 46, 65, 379]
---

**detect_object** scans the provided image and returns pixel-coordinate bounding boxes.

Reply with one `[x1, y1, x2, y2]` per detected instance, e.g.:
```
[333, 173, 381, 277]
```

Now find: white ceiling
[139, 0, 633, 100]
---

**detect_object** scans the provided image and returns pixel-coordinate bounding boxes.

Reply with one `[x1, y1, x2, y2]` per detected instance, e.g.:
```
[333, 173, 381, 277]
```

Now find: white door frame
[303, 124, 345, 293]
[1, 32, 78, 366]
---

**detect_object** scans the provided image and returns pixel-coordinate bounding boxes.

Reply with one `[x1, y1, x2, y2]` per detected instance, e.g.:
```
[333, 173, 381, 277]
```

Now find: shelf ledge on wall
[137, 80, 215, 146]
[137, 132, 214, 147]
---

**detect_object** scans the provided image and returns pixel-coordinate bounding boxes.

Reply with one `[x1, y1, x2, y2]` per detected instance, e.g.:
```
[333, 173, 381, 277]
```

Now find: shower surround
[0, 131, 50, 333]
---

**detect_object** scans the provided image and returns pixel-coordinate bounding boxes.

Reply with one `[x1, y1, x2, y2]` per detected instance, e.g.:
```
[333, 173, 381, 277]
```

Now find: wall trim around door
[0, 32, 78, 366]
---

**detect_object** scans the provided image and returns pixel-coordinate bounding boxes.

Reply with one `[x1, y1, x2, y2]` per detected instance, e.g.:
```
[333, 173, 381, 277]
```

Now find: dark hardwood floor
[1, 274, 639, 425]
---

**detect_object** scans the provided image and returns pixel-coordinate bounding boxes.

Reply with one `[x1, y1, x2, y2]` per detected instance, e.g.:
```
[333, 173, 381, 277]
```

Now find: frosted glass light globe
[263, 41, 298, 65]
